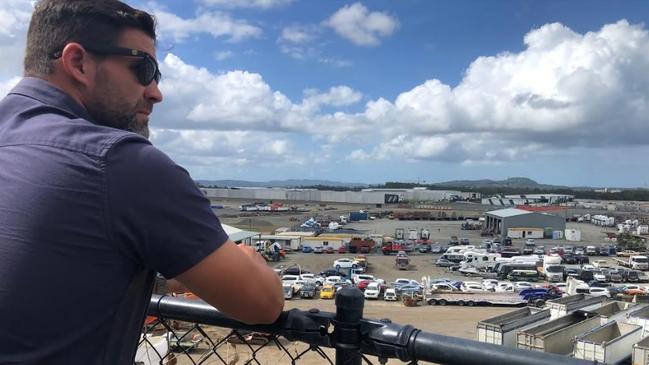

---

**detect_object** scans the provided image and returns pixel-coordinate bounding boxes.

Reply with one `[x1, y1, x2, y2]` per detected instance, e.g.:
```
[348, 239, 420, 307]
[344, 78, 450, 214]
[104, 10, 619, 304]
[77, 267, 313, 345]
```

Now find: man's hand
[175, 241, 284, 324]
[237, 244, 267, 265]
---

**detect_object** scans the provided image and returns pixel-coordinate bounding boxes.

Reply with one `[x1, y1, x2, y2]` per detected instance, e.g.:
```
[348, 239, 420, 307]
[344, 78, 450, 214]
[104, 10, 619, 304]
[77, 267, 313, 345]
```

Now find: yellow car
[319, 284, 335, 299]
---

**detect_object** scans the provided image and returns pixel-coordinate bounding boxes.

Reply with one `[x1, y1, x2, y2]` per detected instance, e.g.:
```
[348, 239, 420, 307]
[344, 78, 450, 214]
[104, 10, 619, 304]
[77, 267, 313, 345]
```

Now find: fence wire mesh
[136, 317, 337, 365]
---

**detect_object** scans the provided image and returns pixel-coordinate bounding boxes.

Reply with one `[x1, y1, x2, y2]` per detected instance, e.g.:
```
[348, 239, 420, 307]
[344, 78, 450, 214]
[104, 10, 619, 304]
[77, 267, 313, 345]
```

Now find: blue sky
[1, 0, 649, 188]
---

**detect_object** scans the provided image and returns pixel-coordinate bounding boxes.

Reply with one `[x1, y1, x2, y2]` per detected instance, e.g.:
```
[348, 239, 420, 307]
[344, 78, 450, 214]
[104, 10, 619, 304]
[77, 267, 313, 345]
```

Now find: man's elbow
[256, 295, 285, 324]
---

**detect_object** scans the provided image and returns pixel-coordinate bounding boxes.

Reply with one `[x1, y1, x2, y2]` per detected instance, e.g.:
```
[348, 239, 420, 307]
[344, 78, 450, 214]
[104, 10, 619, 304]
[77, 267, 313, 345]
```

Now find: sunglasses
[77, 44, 162, 86]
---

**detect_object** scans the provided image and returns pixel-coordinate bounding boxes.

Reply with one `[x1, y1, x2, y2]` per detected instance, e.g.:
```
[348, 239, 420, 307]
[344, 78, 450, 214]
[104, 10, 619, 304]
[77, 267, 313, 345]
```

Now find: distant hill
[196, 179, 368, 189]
[434, 177, 570, 190]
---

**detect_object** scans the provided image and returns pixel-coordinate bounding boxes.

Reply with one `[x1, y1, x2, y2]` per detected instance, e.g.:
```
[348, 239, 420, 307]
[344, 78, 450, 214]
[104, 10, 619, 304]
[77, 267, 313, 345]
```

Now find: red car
[324, 246, 335, 254]
[356, 280, 372, 291]
[338, 246, 348, 254]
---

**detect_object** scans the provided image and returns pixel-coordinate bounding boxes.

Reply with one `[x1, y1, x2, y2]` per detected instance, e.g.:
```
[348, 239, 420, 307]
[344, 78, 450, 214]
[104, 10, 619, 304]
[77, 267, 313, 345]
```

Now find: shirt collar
[9, 77, 94, 122]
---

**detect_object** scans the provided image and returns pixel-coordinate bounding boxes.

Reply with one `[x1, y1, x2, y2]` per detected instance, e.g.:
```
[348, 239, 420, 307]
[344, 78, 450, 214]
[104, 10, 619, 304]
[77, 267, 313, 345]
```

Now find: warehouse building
[200, 187, 480, 205]
[482, 194, 574, 206]
[483, 208, 566, 239]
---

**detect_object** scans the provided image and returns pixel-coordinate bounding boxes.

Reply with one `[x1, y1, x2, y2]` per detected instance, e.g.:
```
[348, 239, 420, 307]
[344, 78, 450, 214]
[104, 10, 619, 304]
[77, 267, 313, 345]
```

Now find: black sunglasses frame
[72, 44, 161, 86]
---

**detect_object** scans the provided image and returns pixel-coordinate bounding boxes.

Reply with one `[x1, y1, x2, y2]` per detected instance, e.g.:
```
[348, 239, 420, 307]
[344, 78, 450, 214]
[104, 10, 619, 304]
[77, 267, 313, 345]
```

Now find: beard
[86, 101, 150, 139]
[85, 70, 150, 139]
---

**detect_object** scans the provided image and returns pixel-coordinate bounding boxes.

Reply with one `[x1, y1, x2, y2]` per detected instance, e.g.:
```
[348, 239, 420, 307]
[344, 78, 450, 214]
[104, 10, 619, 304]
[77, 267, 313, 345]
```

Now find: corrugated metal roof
[485, 208, 533, 218]
[222, 223, 259, 242]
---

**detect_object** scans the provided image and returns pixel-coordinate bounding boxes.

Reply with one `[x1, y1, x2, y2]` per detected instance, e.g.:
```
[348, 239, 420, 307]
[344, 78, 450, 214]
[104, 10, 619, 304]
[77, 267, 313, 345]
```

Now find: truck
[381, 240, 412, 255]
[573, 322, 642, 363]
[477, 308, 551, 347]
[614, 255, 649, 271]
[516, 312, 601, 354]
[348, 237, 376, 254]
[395, 251, 410, 270]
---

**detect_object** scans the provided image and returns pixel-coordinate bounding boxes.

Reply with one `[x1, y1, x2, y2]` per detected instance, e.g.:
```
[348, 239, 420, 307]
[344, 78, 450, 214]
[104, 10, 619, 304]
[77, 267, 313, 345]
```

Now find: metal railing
[140, 288, 598, 365]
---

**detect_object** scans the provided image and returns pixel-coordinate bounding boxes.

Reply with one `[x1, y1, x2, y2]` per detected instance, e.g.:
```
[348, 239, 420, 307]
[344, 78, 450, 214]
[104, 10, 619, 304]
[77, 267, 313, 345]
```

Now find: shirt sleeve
[105, 138, 229, 279]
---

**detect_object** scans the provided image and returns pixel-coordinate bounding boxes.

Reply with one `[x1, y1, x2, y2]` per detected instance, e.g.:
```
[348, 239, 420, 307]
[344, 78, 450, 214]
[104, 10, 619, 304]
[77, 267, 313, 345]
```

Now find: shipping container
[586, 301, 638, 325]
[626, 305, 649, 337]
[516, 312, 601, 354]
[574, 322, 641, 363]
[546, 294, 607, 320]
[477, 307, 550, 347]
[633, 336, 649, 365]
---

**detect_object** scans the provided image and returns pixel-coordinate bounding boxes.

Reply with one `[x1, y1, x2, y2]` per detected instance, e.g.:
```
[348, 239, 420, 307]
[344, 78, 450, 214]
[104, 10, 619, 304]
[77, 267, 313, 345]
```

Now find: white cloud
[324, 2, 399, 46]
[152, 8, 262, 43]
[199, 0, 294, 9]
[321, 20, 649, 165]
[277, 24, 320, 59]
[0, 0, 32, 80]
[0, 76, 20, 97]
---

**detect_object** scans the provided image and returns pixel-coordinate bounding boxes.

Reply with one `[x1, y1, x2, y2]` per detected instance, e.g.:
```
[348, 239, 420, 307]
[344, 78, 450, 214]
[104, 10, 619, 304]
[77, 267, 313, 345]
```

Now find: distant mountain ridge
[434, 177, 570, 190]
[196, 179, 368, 188]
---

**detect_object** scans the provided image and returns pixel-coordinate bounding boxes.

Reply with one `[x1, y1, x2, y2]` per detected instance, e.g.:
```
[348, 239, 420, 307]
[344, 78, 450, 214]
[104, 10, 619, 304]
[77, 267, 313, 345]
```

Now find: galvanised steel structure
[139, 289, 602, 365]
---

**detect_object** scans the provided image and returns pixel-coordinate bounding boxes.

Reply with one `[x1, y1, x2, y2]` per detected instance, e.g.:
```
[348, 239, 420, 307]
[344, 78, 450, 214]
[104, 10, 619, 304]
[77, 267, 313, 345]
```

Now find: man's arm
[174, 240, 284, 324]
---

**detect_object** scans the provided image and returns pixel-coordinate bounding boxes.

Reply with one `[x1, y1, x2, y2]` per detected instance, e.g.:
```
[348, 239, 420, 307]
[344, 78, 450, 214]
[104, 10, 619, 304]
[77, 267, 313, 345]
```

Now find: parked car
[300, 283, 317, 299]
[337, 246, 348, 254]
[513, 281, 534, 291]
[282, 283, 293, 299]
[500, 248, 521, 258]
[431, 244, 446, 254]
[383, 288, 398, 301]
[333, 258, 357, 269]
[320, 268, 346, 278]
[324, 246, 335, 254]
[319, 285, 335, 299]
[507, 270, 540, 282]
[302, 245, 314, 253]
[313, 246, 324, 254]
[364, 282, 383, 299]
[300, 273, 323, 286]
[608, 269, 623, 283]
[417, 244, 431, 253]
[525, 238, 536, 246]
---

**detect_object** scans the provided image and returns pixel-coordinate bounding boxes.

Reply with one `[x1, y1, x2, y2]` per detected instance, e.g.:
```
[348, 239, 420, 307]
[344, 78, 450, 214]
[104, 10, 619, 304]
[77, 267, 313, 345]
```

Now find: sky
[1, 1, 649, 188]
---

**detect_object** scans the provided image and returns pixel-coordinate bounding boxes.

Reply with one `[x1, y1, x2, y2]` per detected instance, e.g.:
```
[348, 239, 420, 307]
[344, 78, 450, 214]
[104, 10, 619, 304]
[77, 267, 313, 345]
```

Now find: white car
[430, 283, 459, 291]
[582, 264, 595, 271]
[593, 271, 607, 282]
[282, 275, 300, 284]
[300, 273, 323, 286]
[482, 279, 499, 291]
[588, 287, 610, 297]
[495, 282, 515, 293]
[461, 283, 485, 292]
[514, 281, 533, 291]
[352, 274, 375, 284]
[384, 288, 398, 301]
[325, 276, 343, 285]
[333, 258, 356, 269]
[364, 282, 382, 299]
[525, 238, 536, 245]
[394, 278, 420, 287]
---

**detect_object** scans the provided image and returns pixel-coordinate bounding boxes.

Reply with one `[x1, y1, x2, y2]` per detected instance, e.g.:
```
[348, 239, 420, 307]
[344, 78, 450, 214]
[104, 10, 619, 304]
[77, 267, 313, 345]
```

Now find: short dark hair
[24, 0, 157, 77]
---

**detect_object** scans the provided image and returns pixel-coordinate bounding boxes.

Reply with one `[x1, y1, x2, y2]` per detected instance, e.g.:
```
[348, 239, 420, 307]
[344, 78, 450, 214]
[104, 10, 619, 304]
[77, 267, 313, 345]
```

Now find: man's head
[25, 0, 163, 138]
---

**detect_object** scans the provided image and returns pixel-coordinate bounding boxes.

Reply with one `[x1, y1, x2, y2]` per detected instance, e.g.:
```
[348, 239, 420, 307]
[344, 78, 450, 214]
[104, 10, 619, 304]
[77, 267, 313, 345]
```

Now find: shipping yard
[149, 190, 649, 364]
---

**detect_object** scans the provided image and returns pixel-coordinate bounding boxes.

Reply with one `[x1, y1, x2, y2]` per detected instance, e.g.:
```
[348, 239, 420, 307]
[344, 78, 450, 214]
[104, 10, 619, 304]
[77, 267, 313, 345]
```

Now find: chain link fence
[137, 291, 599, 365]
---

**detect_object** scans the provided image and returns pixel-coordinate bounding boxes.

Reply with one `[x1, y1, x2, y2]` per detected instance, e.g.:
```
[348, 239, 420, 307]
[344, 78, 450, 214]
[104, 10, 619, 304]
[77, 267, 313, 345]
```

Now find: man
[0, 1, 284, 364]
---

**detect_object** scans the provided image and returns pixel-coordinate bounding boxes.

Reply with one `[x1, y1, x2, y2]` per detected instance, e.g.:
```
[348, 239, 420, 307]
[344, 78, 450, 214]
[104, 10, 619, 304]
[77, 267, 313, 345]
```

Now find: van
[496, 263, 538, 279]
[507, 269, 540, 282]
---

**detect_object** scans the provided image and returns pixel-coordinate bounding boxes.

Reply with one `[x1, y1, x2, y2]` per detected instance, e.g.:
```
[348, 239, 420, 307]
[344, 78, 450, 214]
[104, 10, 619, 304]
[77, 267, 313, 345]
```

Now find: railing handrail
[147, 291, 598, 365]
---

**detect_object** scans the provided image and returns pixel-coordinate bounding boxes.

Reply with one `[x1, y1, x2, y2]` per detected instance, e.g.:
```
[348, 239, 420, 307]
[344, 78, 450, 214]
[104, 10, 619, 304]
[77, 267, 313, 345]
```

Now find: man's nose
[145, 81, 163, 104]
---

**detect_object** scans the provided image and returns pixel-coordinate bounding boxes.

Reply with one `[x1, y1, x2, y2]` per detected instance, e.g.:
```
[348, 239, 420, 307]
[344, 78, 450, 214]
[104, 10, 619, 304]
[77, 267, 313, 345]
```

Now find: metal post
[334, 287, 364, 365]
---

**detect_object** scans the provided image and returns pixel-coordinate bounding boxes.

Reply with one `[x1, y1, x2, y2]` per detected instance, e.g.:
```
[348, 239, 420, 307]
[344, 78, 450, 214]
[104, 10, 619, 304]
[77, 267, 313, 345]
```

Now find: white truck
[614, 255, 649, 270]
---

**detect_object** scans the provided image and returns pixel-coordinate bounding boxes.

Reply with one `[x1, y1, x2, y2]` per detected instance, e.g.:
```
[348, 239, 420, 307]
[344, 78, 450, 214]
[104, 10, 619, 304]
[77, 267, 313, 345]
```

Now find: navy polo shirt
[0, 78, 228, 364]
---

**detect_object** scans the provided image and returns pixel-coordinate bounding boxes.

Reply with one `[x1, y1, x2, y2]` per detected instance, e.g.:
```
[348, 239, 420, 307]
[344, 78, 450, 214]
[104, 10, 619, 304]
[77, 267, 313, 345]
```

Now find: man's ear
[59, 43, 94, 87]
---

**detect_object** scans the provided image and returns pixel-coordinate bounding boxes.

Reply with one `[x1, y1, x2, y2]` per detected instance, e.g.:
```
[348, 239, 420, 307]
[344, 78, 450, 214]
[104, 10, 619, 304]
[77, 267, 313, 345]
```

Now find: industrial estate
[145, 184, 649, 364]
